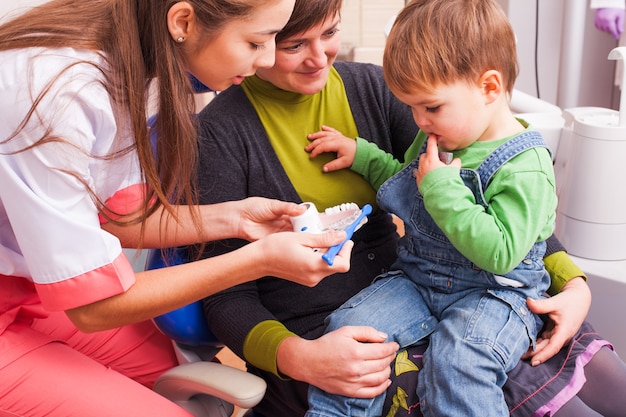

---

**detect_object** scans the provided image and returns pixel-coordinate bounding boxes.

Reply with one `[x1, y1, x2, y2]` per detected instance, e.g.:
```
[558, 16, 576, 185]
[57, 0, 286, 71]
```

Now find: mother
[193, 0, 625, 416]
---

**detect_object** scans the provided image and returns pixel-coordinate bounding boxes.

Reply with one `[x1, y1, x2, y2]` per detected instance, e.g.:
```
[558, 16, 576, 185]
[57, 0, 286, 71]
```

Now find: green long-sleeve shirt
[353, 125, 557, 274]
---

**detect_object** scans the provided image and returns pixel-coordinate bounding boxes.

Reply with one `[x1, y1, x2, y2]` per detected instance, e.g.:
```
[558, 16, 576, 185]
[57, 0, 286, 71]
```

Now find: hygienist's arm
[70, 198, 352, 332]
[104, 197, 304, 248]
[66, 229, 352, 333]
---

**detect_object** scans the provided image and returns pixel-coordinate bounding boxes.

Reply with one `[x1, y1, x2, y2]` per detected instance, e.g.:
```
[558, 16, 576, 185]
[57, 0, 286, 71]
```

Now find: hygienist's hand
[256, 230, 353, 287]
[114, 197, 310, 248]
[595, 8, 625, 40]
[231, 197, 307, 242]
[416, 135, 461, 185]
[306, 125, 357, 172]
[277, 326, 399, 397]
[523, 277, 591, 366]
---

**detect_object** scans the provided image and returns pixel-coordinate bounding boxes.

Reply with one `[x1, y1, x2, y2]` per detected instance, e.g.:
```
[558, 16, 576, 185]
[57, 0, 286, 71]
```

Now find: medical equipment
[555, 107, 626, 261]
[322, 204, 372, 265]
[146, 248, 266, 417]
[290, 202, 372, 265]
[553, 46, 626, 261]
[554, 48, 626, 356]
[519, 47, 626, 356]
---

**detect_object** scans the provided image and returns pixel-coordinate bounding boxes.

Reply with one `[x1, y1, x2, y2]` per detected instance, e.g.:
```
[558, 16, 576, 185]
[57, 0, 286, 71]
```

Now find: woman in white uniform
[0, 1, 355, 416]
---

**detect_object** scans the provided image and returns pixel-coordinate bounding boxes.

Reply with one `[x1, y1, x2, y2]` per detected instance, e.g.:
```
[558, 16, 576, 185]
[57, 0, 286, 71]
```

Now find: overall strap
[475, 131, 550, 192]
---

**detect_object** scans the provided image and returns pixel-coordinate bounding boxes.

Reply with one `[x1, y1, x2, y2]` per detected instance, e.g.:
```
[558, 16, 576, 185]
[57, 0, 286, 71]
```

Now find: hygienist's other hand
[232, 197, 307, 242]
[256, 230, 353, 287]
[595, 8, 625, 40]
[277, 326, 399, 398]
[522, 277, 591, 366]
[306, 125, 357, 172]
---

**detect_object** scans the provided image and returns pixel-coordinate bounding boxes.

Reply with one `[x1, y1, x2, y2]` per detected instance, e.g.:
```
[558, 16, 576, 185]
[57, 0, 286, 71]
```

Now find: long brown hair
[0, 0, 266, 245]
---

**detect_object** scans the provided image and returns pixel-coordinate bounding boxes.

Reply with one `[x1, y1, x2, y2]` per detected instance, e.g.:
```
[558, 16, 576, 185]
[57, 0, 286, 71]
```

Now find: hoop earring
[176, 36, 185, 43]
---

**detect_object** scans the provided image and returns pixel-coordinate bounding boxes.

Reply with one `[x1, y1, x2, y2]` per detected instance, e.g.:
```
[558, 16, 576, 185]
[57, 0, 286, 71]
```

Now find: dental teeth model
[290, 202, 372, 265]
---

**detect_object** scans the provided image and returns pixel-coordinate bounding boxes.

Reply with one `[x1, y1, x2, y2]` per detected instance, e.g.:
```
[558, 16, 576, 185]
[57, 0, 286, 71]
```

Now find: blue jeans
[305, 274, 542, 417]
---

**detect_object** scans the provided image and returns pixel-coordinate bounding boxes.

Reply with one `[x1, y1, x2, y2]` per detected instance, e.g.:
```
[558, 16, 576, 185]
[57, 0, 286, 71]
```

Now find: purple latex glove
[595, 8, 625, 40]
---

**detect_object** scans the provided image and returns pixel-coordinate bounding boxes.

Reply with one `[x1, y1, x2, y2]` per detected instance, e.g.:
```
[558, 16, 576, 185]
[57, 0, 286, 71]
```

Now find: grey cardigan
[194, 61, 417, 362]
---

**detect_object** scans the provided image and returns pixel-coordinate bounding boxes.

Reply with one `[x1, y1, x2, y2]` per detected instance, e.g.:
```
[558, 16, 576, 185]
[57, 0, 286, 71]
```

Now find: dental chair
[146, 247, 266, 417]
[142, 75, 266, 416]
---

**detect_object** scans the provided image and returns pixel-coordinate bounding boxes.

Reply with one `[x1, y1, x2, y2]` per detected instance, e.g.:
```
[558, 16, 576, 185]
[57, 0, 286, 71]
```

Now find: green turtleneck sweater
[241, 68, 378, 211]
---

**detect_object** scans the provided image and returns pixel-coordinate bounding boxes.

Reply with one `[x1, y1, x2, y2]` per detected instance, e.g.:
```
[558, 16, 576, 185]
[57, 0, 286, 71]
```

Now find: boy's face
[394, 80, 493, 152]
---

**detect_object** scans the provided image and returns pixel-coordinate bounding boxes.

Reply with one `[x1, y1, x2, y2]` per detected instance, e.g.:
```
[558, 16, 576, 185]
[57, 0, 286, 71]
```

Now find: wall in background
[341, 0, 620, 110]
[2, 0, 619, 111]
[497, 0, 620, 110]
[339, 0, 404, 60]
[0, 0, 48, 22]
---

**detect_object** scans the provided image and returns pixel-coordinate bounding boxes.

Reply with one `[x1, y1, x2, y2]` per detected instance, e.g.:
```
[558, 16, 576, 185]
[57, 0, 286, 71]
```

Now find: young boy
[303, 0, 557, 416]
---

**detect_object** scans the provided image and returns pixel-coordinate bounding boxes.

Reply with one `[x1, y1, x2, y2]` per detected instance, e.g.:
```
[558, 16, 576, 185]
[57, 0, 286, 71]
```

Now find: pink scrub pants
[0, 310, 193, 417]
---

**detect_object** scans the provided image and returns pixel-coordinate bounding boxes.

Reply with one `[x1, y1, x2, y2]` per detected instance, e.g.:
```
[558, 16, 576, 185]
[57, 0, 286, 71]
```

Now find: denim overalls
[306, 131, 552, 417]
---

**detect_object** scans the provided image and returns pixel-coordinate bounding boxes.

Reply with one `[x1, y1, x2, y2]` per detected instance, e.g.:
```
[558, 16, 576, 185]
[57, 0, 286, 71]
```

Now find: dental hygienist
[0, 1, 354, 416]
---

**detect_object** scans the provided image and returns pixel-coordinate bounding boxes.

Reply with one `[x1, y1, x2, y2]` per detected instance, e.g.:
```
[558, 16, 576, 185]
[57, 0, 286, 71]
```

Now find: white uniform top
[0, 47, 140, 312]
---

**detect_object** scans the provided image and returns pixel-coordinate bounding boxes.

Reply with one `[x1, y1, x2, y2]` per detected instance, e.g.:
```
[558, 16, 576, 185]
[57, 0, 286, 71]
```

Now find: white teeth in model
[289, 202, 373, 265]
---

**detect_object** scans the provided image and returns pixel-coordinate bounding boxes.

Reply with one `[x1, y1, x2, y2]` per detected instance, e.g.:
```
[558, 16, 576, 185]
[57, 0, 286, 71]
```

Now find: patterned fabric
[383, 322, 611, 417]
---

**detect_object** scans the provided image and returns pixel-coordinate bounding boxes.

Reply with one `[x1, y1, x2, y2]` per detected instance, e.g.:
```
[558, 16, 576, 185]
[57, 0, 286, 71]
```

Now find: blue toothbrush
[322, 204, 373, 266]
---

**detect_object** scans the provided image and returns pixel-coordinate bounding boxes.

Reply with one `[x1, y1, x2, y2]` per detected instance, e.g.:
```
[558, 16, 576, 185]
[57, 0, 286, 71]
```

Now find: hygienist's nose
[256, 44, 277, 69]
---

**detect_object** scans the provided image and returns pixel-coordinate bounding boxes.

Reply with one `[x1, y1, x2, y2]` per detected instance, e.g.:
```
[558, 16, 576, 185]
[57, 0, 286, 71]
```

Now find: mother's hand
[523, 277, 591, 366]
[276, 326, 399, 398]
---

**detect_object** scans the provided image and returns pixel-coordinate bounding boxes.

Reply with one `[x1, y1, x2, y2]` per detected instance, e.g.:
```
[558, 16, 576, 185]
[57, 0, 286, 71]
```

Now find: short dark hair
[276, 0, 342, 42]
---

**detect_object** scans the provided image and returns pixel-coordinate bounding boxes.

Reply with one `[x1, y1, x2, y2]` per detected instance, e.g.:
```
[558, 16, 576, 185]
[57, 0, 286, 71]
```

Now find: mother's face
[255, 13, 342, 95]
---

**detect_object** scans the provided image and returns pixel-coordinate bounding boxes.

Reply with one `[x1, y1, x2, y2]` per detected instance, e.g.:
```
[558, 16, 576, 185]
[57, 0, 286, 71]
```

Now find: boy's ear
[479, 70, 504, 104]
[167, 1, 196, 42]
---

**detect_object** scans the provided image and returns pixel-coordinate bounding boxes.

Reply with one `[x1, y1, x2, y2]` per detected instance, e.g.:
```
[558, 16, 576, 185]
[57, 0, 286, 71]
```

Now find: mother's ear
[167, 1, 196, 43]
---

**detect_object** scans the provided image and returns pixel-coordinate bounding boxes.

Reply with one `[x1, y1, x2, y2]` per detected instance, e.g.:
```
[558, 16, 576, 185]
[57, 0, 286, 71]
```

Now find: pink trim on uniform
[35, 252, 136, 311]
[0, 317, 189, 416]
[98, 183, 147, 224]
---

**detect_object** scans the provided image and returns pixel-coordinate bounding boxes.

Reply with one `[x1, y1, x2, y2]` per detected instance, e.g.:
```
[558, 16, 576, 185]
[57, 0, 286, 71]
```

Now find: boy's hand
[305, 125, 357, 172]
[416, 135, 460, 185]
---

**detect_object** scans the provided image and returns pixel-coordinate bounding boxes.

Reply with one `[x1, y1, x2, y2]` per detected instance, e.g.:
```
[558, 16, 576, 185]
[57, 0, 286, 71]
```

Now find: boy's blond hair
[383, 0, 518, 96]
